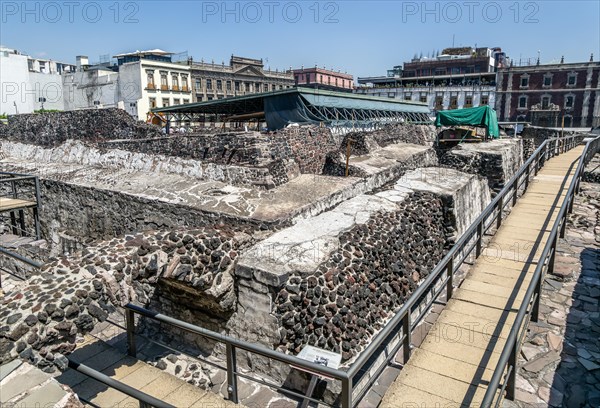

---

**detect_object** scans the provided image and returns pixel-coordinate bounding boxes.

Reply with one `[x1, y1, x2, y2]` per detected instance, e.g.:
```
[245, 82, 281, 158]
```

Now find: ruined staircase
[57, 334, 240, 407]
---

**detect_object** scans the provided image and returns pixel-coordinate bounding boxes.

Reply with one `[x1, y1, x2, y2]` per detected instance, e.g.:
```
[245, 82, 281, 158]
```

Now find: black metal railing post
[226, 343, 239, 403]
[496, 195, 503, 230]
[402, 313, 411, 363]
[476, 220, 483, 258]
[512, 177, 518, 206]
[126, 309, 136, 357]
[446, 257, 454, 301]
[506, 343, 517, 400]
[341, 377, 353, 408]
[34, 177, 41, 240]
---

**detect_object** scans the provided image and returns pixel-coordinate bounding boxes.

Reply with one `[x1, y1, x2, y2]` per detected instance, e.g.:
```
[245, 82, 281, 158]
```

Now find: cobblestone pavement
[506, 180, 600, 408]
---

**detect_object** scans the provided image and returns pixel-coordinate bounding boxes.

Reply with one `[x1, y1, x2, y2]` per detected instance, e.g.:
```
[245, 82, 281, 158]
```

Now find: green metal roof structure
[435, 106, 500, 138]
[153, 87, 431, 130]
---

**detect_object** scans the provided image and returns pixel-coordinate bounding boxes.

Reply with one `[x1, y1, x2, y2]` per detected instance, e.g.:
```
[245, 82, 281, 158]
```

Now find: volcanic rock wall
[1, 139, 299, 189]
[439, 139, 523, 195]
[273, 193, 445, 360]
[0, 227, 252, 372]
[340, 124, 437, 156]
[0, 109, 161, 147]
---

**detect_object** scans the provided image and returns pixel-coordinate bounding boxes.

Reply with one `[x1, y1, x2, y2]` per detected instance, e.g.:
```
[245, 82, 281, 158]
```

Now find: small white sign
[297, 345, 342, 370]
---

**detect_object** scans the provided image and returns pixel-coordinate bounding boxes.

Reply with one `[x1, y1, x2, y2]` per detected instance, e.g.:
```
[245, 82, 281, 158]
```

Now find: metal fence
[121, 133, 585, 408]
[481, 134, 600, 407]
[0, 171, 42, 239]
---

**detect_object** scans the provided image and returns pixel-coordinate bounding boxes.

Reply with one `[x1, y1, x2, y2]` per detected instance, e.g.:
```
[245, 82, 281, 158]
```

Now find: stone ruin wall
[439, 139, 523, 195]
[0, 227, 254, 377]
[323, 124, 437, 177]
[0, 108, 162, 147]
[273, 192, 446, 361]
[1, 110, 343, 189]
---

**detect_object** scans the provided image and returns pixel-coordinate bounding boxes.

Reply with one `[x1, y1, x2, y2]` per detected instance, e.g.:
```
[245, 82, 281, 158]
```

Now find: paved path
[56, 335, 240, 407]
[381, 146, 585, 407]
[508, 173, 600, 407]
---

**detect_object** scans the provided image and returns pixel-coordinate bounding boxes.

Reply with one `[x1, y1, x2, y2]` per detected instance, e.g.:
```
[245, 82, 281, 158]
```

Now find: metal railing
[481, 134, 600, 408]
[0, 171, 42, 239]
[121, 133, 584, 407]
[66, 359, 175, 408]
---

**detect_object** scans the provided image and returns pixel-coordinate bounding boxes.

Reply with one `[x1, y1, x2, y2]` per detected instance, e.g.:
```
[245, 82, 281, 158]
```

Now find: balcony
[181, 86, 189, 92]
[160, 85, 169, 91]
[172, 85, 179, 91]
[146, 83, 155, 90]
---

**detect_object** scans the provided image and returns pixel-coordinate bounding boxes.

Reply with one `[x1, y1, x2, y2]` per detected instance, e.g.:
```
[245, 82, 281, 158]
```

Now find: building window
[172, 75, 179, 90]
[226, 81, 232, 91]
[306, 74, 311, 84]
[404, 92, 412, 101]
[464, 95, 473, 107]
[420, 93, 427, 103]
[567, 73, 577, 86]
[182, 76, 188, 91]
[481, 94, 489, 105]
[565, 95, 575, 109]
[450, 96, 458, 109]
[198, 95, 203, 101]
[541, 96, 550, 109]
[162, 98, 169, 107]
[206, 79, 212, 90]
[173, 98, 180, 105]
[195, 79, 201, 90]
[264, 84, 269, 92]
[147, 72, 155, 89]
[518, 96, 528, 109]
[543, 75, 552, 87]
[161, 74, 168, 90]
[435, 95, 443, 110]
[149, 97, 156, 108]
[216, 80, 222, 91]
[235, 81, 240, 91]
[255, 83, 260, 92]
[520, 76, 529, 88]
[245, 82, 250, 92]
[207, 96, 213, 101]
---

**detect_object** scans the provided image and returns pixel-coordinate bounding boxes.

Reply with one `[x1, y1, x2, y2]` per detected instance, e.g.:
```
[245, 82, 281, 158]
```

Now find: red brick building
[495, 59, 600, 128]
[292, 67, 354, 92]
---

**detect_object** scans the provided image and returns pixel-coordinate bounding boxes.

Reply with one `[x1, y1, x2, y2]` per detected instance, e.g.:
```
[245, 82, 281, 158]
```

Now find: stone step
[57, 335, 240, 408]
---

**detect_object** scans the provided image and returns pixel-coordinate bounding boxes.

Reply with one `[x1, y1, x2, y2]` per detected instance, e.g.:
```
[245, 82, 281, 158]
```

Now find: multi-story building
[0, 46, 75, 114]
[189, 56, 294, 102]
[356, 47, 509, 113]
[495, 57, 600, 128]
[63, 50, 192, 120]
[292, 67, 354, 92]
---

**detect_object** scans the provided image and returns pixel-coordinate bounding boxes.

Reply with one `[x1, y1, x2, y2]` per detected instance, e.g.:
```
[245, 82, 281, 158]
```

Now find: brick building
[356, 47, 508, 112]
[292, 67, 354, 92]
[495, 58, 600, 128]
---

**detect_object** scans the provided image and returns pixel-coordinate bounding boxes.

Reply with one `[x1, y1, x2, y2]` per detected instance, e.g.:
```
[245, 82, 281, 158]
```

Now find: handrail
[67, 359, 175, 408]
[0, 246, 42, 268]
[481, 134, 600, 407]
[122, 133, 584, 408]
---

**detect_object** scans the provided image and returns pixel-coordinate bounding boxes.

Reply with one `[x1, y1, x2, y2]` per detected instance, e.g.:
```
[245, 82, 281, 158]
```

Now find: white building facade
[0, 47, 74, 114]
[63, 50, 191, 121]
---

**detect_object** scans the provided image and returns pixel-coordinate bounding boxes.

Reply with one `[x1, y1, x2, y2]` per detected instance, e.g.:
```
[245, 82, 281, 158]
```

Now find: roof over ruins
[152, 87, 431, 130]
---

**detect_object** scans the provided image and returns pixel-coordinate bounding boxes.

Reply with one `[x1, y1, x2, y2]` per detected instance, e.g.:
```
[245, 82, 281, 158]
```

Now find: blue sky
[1, 0, 599, 78]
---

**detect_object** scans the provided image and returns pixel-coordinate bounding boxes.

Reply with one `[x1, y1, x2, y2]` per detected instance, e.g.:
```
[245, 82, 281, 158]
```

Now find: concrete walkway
[381, 146, 585, 407]
[56, 335, 240, 407]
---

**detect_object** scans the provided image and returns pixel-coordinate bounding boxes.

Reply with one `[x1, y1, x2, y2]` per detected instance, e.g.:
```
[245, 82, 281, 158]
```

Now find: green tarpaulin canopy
[434, 106, 500, 138]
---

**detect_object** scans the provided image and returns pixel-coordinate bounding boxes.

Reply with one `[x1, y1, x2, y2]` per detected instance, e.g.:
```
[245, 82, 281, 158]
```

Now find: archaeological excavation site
[1, 108, 598, 408]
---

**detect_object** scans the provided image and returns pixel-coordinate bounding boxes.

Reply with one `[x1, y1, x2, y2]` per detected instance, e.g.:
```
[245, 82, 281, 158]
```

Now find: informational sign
[297, 345, 342, 370]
